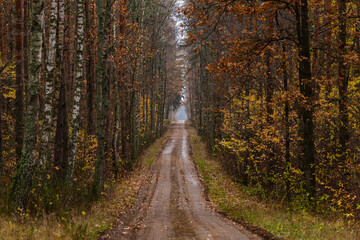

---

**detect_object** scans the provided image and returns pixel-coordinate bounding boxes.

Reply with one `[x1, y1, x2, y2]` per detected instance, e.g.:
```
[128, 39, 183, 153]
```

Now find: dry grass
[187, 124, 360, 240]
[0, 129, 170, 240]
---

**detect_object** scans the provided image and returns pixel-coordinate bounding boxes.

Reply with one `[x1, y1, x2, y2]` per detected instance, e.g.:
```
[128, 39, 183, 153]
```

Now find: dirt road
[102, 121, 258, 240]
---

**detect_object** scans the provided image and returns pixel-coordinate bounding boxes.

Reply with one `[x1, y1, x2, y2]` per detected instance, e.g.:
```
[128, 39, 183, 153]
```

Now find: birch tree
[67, 0, 85, 184]
[39, 0, 57, 165]
[9, 0, 44, 211]
[54, 0, 67, 179]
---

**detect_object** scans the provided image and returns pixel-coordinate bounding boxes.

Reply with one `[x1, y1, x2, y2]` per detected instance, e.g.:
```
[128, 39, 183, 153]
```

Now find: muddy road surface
[102, 121, 258, 240]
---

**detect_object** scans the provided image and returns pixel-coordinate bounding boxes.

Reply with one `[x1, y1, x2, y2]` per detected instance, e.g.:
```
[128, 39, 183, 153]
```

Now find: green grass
[0, 130, 169, 240]
[188, 125, 360, 240]
[146, 157, 155, 166]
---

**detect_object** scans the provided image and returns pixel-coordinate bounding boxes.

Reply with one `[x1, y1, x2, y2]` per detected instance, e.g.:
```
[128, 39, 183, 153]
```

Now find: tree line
[183, 0, 360, 219]
[0, 0, 182, 213]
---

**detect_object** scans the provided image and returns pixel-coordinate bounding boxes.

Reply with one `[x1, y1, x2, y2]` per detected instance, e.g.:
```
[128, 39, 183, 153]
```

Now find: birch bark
[67, 0, 84, 184]
[40, 0, 57, 165]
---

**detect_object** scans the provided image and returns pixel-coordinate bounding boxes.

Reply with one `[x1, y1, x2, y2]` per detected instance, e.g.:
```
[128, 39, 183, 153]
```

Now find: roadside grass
[0, 129, 170, 240]
[187, 125, 360, 240]
[146, 157, 155, 166]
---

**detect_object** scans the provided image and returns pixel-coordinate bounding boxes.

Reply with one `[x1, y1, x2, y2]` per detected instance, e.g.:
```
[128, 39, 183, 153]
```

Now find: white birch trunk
[67, 0, 84, 183]
[57, 0, 65, 76]
[40, 0, 57, 165]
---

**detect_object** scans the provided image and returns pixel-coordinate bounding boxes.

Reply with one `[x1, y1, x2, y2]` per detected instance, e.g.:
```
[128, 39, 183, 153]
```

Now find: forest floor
[101, 121, 258, 240]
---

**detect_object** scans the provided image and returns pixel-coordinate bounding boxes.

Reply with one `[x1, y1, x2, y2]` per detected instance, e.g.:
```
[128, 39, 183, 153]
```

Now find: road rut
[102, 121, 258, 240]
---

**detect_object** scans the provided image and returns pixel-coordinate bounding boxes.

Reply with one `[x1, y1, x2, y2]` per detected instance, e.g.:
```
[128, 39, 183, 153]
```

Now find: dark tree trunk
[54, 79, 68, 179]
[265, 53, 273, 124]
[23, 0, 29, 106]
[86, 0, 96, 134]
[282, 45, 291, 204]
[15, 0, 24, 162]
[9, 0, 43, 211]
[264, 48, 275, 196]
[338, 0, 349, 161]
[0, 93, 3, 170]
[120, 90, 130, 168]
[295, 0, 316, 200]
[92, 0, 112, 199]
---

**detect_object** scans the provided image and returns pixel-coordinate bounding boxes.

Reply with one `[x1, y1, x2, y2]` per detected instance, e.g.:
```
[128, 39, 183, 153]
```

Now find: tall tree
[40, 0, 58, 165]
[338, 0, 349, 161]
[14, 0, 24, 162]
[92, 0, 112, 199]
[9, 0, 44, 211]
[0, 93, 3, 170]
[23, 0, 29, 98]
[54, 0, 68, 179]
[85, 0, 96, 134]
[295, 0, 316, 200]
[67, 0, 85, 184]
